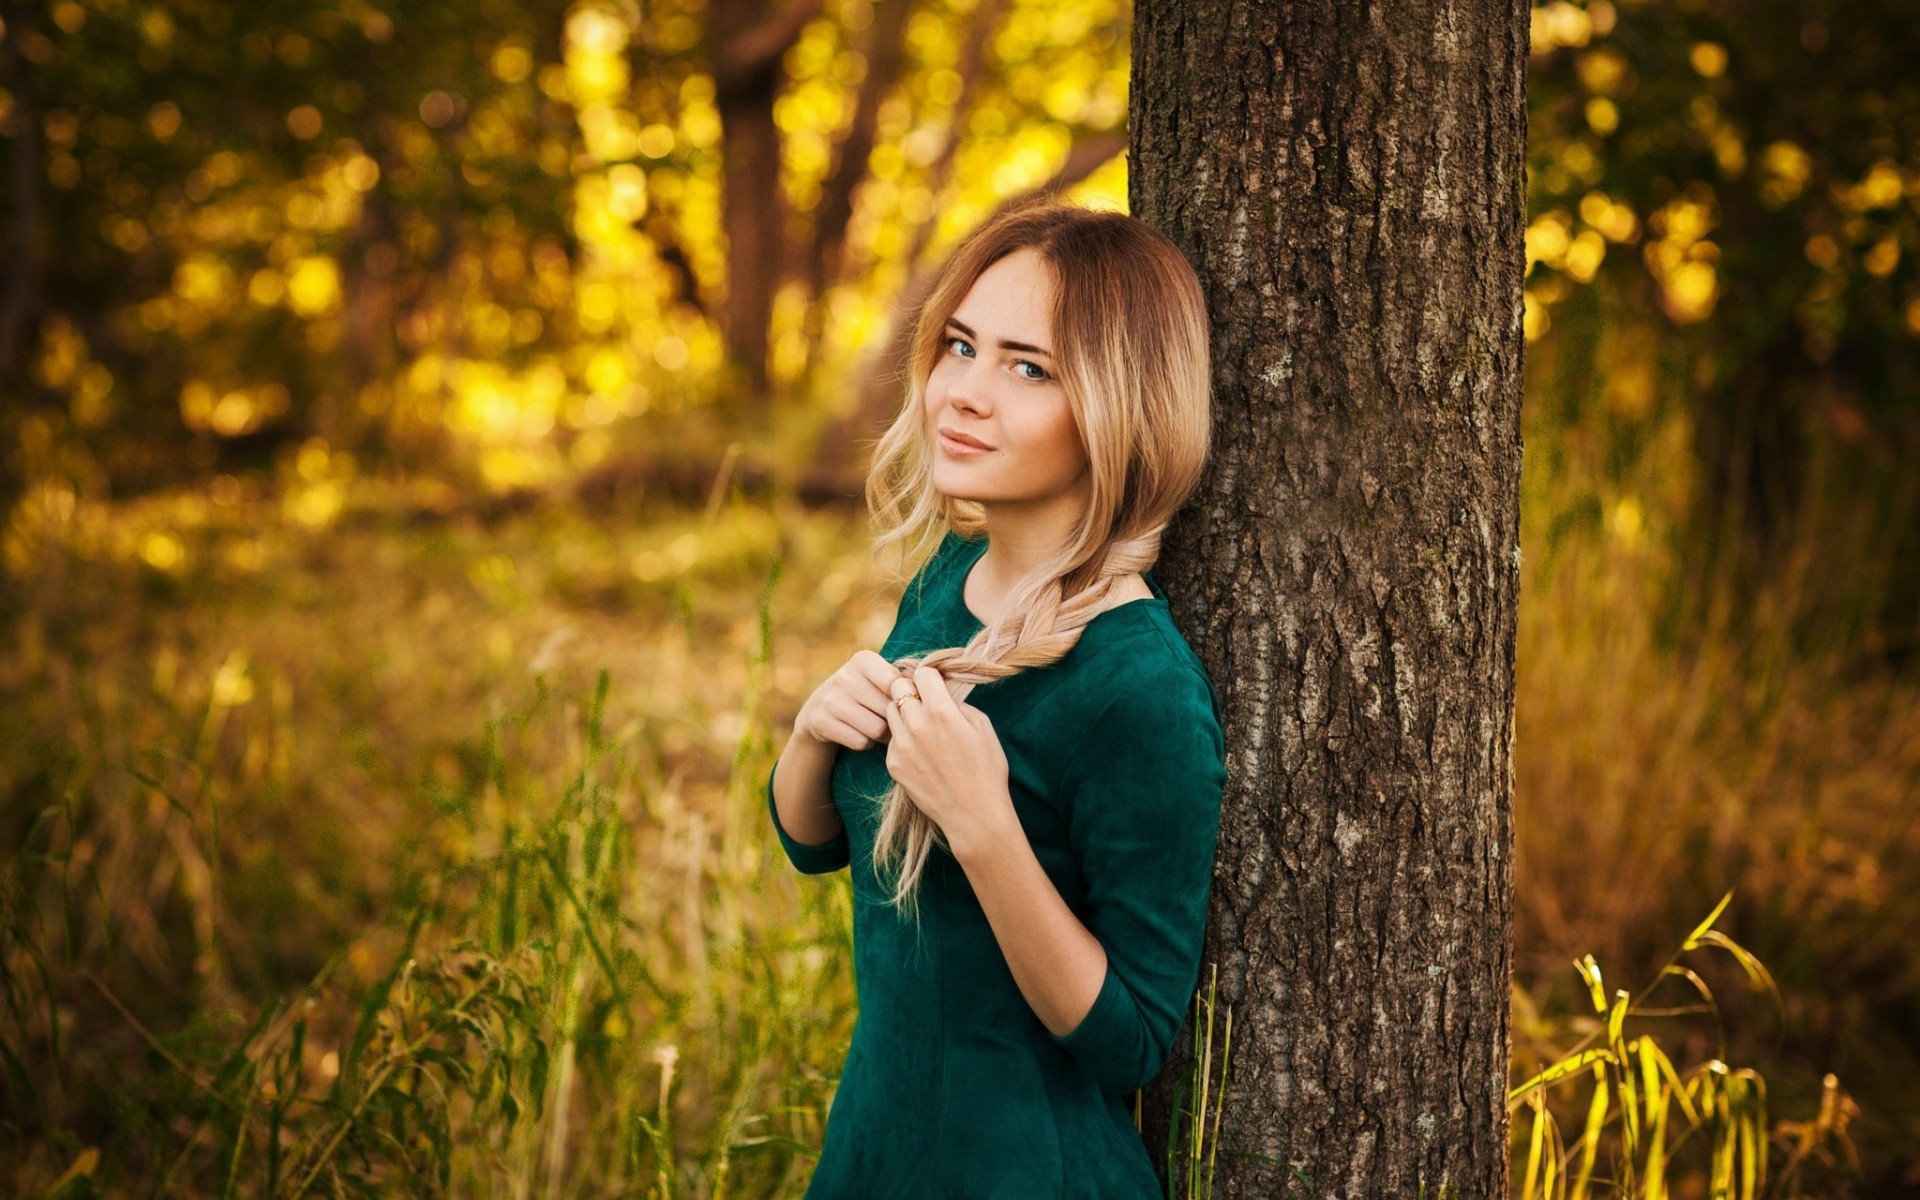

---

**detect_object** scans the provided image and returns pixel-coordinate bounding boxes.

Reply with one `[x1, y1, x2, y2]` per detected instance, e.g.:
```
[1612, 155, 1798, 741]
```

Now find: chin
[930, 464, 990, 500]
[933, 482, 993, 503]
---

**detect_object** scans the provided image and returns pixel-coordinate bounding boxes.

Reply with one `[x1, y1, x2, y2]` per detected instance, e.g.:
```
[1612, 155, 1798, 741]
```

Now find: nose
[944, 359, 991, 416]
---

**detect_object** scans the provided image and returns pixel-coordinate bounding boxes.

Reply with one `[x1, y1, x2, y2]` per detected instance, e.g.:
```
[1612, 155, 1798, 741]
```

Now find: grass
[3, 475, 874, 1196]
[1509, 892, 1858, 1199]
[1, 423, 1913, 1193]
[1511, 371, 1920, 1181]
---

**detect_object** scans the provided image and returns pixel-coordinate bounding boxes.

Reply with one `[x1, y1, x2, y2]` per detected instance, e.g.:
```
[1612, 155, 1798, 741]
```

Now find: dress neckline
[947, 534, 1169, 636]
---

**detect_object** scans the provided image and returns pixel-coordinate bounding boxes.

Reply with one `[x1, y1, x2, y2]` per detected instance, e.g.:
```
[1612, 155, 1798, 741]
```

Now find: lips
[939, 427, 993, 450]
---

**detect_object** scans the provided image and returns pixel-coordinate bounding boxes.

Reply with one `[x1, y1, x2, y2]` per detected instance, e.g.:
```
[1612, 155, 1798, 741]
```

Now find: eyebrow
[944, 317, 1053, 359]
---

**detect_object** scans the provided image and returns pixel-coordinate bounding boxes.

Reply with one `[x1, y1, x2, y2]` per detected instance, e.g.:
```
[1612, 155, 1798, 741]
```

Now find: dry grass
[0, 416, 1911, 1194]
[1510, 387, 1920, 1184]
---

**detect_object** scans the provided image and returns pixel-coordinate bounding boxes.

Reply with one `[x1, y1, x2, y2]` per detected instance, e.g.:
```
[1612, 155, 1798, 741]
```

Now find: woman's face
[923, 247, 1088, 508]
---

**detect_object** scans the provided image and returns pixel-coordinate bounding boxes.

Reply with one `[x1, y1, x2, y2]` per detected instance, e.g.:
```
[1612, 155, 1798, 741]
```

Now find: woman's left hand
[883, 664, 1016, 858]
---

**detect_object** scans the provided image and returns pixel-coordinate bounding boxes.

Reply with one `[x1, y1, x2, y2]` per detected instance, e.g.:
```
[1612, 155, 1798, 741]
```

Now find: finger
[888, 686, 920, 735]
[846, 660, 902, 717]
[911, 665, 955, 717]
[960, 705, 994, 751]
[881, 693, 909, 742]
[886, 673, 919, 705]
[828, 694, 890, 744]
[855, 649, 908, 693]
[816, 712, 879, 751]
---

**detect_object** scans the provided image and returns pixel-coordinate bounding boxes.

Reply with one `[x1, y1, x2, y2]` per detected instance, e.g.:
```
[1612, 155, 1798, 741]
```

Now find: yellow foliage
[138, 530, 185, 571]
[1575, 48, 1627, 96]
[565, 7, 628, 57]
[1531, 2, 1593, 53]
[1849, 160, 1904, 211]
[248, 268, 285, 306]
[340, 153, 381, 191]
[492, 41, 533, 84]
[1757, 140, 1811, 207]
[284, 256, 341, 317]
[1585, 97, 1619, 136]
[652, 335, 691, 372]
[1524, 290, 1551, 341]
[35, 316, 86, 388]
[638, 123, 676, 158]
[606, 163, 649, 221]
[1689, 42, 1728, 78]
[211, 650, 255, 707]
[1661, 261, 1718, 323]
[1565, 231, 1607, 282]
[173, 255, 236, 308]
[286, 105, 324, 139]
[1528, 212, 1573, 270]
[147, 102, 182, 140]
[1579, 192, 1639, 243]
[1863, 236, 1899, 277]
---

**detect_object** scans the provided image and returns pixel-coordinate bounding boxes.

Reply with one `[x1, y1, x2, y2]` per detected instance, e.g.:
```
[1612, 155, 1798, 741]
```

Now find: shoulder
[918, 528, 984, 584]
[1051, 619, 1225, 778]
[899, 528, 980, 614]
[1071, 611, 1219, 711]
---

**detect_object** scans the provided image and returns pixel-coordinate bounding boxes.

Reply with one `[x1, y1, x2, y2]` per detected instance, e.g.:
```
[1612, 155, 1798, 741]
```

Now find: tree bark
[1132, 2, 1527, 1196]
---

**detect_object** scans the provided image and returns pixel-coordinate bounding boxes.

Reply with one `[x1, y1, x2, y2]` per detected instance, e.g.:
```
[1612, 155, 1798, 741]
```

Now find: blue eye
[943, 335, 1050, 382]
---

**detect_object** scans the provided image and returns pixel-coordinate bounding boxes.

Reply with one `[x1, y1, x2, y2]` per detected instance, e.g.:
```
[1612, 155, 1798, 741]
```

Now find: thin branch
[806, 0, 918, 298]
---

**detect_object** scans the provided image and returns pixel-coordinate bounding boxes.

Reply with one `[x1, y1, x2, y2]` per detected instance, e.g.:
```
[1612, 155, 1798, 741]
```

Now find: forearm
[771, 727, 846, 847]
[950, 804, 1108, 1037]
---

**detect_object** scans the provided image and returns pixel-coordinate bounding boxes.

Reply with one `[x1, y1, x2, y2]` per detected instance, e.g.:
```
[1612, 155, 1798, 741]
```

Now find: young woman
[766, 198, 1227, 1199]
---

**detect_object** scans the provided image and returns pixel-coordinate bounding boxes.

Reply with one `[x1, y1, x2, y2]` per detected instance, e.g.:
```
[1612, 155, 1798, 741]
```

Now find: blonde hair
[862, 196, 1214, 924]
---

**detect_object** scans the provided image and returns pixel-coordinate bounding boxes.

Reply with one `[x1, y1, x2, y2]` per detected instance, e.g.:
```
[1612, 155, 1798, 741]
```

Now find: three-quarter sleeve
[765, 532, 961, 877]
[1045, 662, 1227, 1092]
[765, 756, 851, 875]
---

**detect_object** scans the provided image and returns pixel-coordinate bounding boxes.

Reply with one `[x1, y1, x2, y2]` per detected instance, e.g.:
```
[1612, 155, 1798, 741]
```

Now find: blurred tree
[708, 0, 821, 400]
[6, 0, 1914, 641]
[1132, 0, 1526, 1193]
[1523, 0, 1920, 640]
[691, 0, 1136, 417]
[0, 0, 582, 500]
[0, 0, 1142, 505]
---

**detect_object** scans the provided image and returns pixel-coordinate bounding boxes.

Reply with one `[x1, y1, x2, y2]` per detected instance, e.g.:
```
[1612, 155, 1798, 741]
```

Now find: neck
[980, 482, 1090, 567]
[967, 481, 1091, 619]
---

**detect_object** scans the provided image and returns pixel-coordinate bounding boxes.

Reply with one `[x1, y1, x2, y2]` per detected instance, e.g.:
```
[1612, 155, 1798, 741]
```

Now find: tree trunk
[0, 0, 43, 387]
[1131, 2, 1527, 1196]
[710, 0, 820, 405]
[803, 0, 915, 305]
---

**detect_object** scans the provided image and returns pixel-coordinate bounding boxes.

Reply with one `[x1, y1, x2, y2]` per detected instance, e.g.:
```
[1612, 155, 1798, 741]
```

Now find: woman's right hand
[794, 649, 908, 752]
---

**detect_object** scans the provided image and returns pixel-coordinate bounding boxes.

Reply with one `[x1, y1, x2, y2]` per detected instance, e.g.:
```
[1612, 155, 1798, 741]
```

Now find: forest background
[2, 0, 1917, 1195]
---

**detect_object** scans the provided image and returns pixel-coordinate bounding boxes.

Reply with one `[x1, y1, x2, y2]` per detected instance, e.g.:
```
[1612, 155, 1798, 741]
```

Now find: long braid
[870, 528, 1164, 925]
[856, 200, 1214, 927]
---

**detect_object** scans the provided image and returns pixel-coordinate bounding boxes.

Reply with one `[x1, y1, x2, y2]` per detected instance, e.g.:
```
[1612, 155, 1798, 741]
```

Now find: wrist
[948, 791, 1023, 867]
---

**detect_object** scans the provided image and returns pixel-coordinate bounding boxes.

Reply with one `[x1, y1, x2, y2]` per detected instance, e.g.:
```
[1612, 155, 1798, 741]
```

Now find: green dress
[766, 530, 1228, 1199]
